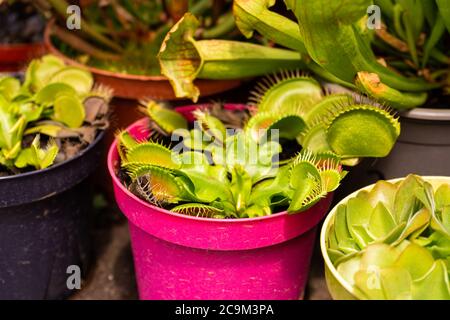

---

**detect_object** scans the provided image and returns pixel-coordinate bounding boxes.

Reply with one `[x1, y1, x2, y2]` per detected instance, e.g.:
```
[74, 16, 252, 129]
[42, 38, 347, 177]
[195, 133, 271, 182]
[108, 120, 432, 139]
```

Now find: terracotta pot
[44, 20, 242, 100]
[0, 42, 46, 72]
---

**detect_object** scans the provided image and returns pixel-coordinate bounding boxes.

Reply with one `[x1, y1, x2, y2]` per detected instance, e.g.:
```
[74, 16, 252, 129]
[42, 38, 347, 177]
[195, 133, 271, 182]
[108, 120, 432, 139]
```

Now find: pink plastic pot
[107, 104, 333, 300]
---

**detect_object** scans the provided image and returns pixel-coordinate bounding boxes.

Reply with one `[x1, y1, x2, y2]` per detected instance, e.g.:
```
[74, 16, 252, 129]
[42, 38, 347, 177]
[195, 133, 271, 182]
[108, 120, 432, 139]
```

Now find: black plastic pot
[0, 131, 105, 299]
[335, 108, 450, 200]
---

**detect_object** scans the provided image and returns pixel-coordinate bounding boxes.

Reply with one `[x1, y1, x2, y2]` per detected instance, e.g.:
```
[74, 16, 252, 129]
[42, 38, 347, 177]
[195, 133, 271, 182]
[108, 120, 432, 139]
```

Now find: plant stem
[52, 24, 121, 61]
[46, 0, 123, 52]
[201, 12, 235, 39]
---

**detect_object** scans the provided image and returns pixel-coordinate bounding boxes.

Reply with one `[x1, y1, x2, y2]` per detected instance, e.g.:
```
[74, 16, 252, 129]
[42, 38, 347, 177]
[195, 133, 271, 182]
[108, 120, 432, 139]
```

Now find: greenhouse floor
[70, 207, 331, 300]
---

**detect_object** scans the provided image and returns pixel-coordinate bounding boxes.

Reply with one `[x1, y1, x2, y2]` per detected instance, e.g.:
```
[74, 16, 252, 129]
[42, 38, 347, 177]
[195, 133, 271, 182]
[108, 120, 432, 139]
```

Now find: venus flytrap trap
[326, 175, 450, 299]
[117, 73, 400, 218]
[0, 54, 110, 174]
[248, 71, 400, 161]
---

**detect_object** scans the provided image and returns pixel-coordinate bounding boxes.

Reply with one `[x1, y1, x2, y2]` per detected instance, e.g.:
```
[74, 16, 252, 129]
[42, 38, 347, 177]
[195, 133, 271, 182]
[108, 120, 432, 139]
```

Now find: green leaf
[251, 75, 323, 114]
[395, 242, 435, 281]
[394, 208, 431, 245]
[346, 197, 374, 248]
[303, 94, 354, 125]
[298, 124, 332, 153]
[123, 142, 180, 170]
[426, 231, 450, 260]
[394, 175, 424, 224]
[23, 55, 66, 92]
[355, 72, 428, 110]
[336, 254, 362, 287]
[436, 0, 450, 33]
[47, 67, 94, 96]
[412, 260, 450, 300]
[0, 77, 20, 101]
[233, 0, 306, 52]
[435, 184, 450, 211]
[183, 169, 231, 203]
[379, 268, 412, 300]
[334, 205, 351, 241]
[352, 244, 407, 300]
[230, 165, 253, 215]
[326, 106, 400, 158]
[366, 180, 398, 213]
[145, 100, 188, 134]
[34, 83, 77, 106]
[287, 152, 324, 213]
[193, 109, 227, 143]
[158, 13, 302, 101]
[171, 203, 225, 218]
[129, 166, 195, 204]
[52, 94, 85, 128]
[286, 0, 439, 92]
[246, 112, 307, 142]
[368, 202, 397, 240]
[15, 101, 44, 122]
[16, 135, 59, 170]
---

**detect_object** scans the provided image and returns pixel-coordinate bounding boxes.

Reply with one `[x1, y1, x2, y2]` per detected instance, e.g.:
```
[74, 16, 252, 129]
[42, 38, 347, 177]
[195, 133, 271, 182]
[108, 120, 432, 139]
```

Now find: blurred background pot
[0, 1, 45, 72]
[0, 132, 104, 300]
[0, 42, 45, 72]
[44, 20, 242, 101]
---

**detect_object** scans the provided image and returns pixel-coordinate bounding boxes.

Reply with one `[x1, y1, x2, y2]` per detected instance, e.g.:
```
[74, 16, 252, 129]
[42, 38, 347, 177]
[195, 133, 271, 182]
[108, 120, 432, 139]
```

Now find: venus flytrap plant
[117, 72, 401, 218]
[0, 54, 111, 174]
[247, 71, 400, 162]
[326, 175, 450, 299]
[14, 135, 59, 170]
[118, 99, 345, 218]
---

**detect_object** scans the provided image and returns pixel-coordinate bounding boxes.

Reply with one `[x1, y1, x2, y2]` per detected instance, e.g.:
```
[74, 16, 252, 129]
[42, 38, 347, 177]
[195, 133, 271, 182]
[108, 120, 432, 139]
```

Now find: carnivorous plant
[0, 54, 110, 173]
[117, 73, 401, 218]
[326, 175, 450, 299]
[160, 0, 449, 108]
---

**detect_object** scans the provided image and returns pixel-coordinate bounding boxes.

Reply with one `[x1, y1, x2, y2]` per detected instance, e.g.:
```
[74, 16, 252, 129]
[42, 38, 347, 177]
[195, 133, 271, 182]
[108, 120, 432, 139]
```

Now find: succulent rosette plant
[116, 72, 401, 218]
[0, 54, 110, 173]
[160, 0, 449, 108]
[325, 175, 450, 299]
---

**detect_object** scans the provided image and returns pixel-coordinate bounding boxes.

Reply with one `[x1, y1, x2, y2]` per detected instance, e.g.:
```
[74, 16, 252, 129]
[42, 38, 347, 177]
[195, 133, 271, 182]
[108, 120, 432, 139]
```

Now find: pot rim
[0, 130, 105, 182]
[400, 108, 450, 121]
[0, 42, 45, 50]
[107, 104, 328, 224]
[44, 19, 168, 82]
[320, 175, 450, 299]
